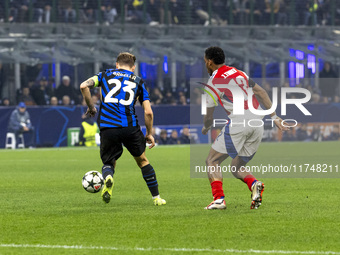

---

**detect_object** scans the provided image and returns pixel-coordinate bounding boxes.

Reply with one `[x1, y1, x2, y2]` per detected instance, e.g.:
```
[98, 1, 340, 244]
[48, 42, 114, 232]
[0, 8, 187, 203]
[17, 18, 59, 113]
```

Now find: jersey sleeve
[205, 77, 218, 108]
[205, 89, 216, 108]
[239, 70, 255, 87]
[138, 80, 150, 104]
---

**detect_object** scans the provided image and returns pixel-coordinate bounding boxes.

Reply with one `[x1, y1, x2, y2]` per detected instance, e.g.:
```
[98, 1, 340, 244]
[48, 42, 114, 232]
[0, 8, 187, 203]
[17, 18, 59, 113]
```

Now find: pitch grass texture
[0, 142, 339, 255]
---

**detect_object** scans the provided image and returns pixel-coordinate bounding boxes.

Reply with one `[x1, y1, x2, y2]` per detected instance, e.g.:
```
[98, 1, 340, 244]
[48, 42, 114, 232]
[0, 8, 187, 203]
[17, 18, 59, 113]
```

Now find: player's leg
[123, 126, 166, 206]
[204, 126, 230, 209]
[133, 153, 166, 205]
[100, 128, 123, 203]
[204, 147, 229, 210]
[235, 126, 265, 209]
[230, 156, 264, 209]
[204, 123, 250, 209]
[101, 162, 115, 204]
[102, 160, 116, 183]
[206, 147, 229, 183]
[230, 155, 257, 189]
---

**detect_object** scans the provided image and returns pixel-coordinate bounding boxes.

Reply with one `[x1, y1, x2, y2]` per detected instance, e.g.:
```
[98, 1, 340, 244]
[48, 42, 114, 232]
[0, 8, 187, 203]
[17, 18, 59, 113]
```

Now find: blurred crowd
[258, 63, 340, 105]
[191, 61, 340, 105]
[153, 126, 195, 145]
[0, 73, 83, 107]
[0, 77, 190, 107]
[263, 123, 340, 142]
[149, 88, 189, 106]
[271, 62, 340, 104]
[0, 0, 119, 24]
[1, 60, 340, 107]
[1, 0, 340, 26]
[1, 83, 190, 107]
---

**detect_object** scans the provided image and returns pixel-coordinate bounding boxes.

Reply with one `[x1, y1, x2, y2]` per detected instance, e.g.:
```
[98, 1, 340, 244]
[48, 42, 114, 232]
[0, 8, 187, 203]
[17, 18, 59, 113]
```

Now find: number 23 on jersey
[104, 79, 136, 106]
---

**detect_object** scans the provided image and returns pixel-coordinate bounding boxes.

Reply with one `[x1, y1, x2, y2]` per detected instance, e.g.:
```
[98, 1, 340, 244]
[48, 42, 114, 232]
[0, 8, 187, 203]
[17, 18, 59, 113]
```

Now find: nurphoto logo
[200, 81, 312, 128]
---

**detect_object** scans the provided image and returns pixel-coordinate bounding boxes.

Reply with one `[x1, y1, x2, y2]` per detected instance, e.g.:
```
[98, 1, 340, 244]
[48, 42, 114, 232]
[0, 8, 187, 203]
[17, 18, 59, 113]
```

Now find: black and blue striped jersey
[93, 68, 150, 129]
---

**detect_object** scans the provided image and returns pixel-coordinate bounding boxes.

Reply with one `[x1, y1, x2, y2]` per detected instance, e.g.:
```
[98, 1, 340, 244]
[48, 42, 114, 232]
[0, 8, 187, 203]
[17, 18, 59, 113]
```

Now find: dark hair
[116, 52, 136, 67]
[205, 46, 225, 65]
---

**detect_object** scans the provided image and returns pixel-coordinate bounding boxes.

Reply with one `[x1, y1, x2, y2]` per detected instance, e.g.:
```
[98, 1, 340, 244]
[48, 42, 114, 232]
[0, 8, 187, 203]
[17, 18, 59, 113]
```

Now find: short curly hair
[205, 46, 225, 65]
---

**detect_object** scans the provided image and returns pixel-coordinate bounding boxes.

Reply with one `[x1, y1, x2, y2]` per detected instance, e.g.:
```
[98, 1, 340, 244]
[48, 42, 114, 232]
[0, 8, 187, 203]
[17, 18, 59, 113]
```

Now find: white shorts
[212, 123, 264, 163]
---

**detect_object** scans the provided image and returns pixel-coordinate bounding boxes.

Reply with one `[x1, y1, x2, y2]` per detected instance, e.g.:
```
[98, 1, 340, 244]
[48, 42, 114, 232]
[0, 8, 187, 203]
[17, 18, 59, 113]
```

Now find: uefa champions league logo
[200, 84, 312, 128]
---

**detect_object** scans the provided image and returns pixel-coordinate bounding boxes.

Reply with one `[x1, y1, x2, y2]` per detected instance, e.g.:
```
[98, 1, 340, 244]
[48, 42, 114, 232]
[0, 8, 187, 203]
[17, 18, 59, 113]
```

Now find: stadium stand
[0, 0, 339, 147]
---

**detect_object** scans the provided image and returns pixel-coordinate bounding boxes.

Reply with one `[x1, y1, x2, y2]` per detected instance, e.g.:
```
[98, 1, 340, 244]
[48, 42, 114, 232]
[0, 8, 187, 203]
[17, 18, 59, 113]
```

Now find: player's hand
[145, 134, 155, 149]
[274, 117, 291, 131]
[85, 106, 97, 118]
[23, 126, 29, 132]
[202, 126, 210, 135]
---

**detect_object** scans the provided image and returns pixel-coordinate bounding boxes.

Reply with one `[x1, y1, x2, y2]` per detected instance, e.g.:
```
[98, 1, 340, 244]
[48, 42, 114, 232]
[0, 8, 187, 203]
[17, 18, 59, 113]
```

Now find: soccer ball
[82, 171, 104, 193]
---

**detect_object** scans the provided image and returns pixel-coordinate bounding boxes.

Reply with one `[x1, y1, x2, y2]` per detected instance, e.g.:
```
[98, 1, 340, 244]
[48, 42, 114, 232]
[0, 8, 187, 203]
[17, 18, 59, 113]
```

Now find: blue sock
[102, 164, 114, 180]
[141, 164, 159, 197]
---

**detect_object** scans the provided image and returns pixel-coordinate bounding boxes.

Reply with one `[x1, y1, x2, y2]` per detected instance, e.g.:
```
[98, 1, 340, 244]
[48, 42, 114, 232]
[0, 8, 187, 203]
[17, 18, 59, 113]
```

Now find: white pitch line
[0, 244, 340, 254]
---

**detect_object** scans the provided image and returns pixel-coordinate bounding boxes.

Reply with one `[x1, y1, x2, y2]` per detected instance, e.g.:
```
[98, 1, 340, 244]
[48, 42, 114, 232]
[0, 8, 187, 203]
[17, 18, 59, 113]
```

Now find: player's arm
[80, 76, 98, 117]
[252, 83, 289, 131]
[202, 84, 216, 135]
[202, 107, 215, 135]
[142, 100, 155, 149]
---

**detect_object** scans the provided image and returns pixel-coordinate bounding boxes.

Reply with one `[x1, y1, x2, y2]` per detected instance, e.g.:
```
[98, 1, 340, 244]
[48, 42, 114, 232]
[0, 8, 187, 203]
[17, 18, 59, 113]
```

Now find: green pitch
[0, 142, 339, 255]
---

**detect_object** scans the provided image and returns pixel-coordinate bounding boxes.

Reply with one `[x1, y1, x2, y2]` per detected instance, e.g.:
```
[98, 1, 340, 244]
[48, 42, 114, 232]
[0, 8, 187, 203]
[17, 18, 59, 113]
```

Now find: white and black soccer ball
[82, 171, 104, 193]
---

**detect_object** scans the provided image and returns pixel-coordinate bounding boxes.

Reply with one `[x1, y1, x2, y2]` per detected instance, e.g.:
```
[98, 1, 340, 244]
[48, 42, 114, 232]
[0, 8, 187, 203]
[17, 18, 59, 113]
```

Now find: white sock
[152, 195, 160, 200]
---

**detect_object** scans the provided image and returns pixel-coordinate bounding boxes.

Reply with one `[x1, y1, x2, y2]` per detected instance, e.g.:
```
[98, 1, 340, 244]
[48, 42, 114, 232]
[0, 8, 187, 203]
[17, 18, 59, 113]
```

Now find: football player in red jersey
[201, 46, 289, 210]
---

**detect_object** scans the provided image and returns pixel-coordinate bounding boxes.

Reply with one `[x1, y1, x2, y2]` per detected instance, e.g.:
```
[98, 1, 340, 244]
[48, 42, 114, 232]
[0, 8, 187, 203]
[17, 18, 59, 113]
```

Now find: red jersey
[205, 65, 263, 120]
